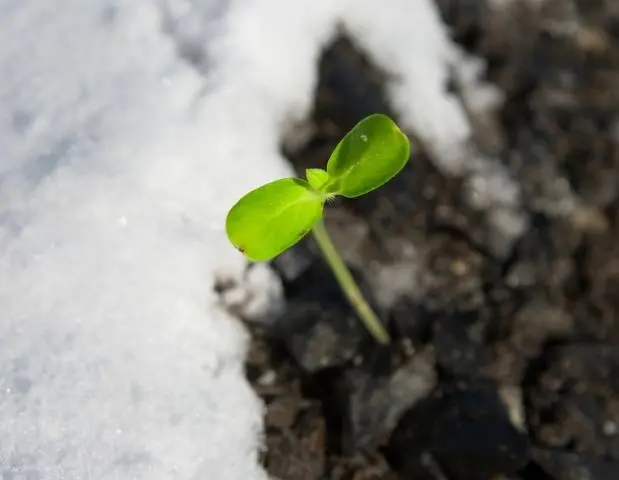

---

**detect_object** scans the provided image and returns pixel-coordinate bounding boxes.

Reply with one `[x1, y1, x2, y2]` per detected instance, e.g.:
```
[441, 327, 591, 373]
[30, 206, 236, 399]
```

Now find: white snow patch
[343, 0, 528, 256]
[343, 0, 472, 170]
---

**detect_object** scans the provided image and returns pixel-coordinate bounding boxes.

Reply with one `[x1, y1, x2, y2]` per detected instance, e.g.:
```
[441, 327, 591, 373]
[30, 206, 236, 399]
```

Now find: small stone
[343, 347, 437, 451]
[603, 421, 618, 437]
[498, 385, 526, 432]
[270, 261, 378, 373]
[451, 259, 469, 276]
[257, 370, 277, 387]
[510, 299, 573, 357]
[390, 382, 530, 479]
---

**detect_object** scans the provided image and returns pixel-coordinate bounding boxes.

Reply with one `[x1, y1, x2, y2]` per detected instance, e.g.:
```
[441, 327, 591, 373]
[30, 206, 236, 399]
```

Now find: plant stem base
[311, 219, 390, 344]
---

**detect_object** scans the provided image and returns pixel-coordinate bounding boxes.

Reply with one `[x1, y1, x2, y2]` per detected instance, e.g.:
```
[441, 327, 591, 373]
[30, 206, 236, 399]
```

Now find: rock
[498, 385, 527, 432]
[270, 261, 383, 373]
[390, 382, 531, 479]
[369, 258, 422, 309]
[509, 298, 574, 357]
[342, 347, 437, 452]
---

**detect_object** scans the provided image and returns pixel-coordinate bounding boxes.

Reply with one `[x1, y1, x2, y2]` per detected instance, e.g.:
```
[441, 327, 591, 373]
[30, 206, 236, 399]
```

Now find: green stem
[311, 219, 390, 344]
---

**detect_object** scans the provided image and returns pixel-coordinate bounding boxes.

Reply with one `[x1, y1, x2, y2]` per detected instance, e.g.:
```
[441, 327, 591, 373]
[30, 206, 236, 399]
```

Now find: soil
[239, 1, 619, 479]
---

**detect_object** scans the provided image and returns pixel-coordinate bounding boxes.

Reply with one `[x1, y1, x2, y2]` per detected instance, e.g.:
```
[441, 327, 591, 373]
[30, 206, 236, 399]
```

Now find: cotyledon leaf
[326, 113, 411, 198]
[225, 178, 325, 261]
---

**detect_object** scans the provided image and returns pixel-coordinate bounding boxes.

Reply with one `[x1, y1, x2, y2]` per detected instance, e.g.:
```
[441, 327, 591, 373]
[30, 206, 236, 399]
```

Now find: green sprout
[225, 114, 411, 344]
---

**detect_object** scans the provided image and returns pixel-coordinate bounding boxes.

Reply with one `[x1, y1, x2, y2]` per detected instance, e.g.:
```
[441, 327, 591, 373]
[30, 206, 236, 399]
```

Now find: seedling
[225, 114, 411, 344]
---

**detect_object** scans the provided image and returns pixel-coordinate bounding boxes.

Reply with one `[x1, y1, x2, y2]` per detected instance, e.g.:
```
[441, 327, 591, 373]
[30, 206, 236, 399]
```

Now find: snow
[343, 0, 528, 256]
[0, 0, 528, 478]
[0, 1, 315, 478]
[344, 0, 472, 170]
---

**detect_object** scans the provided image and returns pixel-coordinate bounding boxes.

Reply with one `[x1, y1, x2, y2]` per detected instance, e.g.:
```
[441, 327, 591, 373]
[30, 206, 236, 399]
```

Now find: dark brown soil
[242, 1, 619, 478]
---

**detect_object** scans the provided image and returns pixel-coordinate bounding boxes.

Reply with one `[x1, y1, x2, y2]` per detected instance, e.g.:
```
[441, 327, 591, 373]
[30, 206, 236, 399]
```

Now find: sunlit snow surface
[0, 1, 310, 478]
[0, 0, 522, 478]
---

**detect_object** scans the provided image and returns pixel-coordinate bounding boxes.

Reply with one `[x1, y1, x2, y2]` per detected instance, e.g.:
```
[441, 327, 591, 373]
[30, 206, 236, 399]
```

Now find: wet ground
[240, 1, 619, 478]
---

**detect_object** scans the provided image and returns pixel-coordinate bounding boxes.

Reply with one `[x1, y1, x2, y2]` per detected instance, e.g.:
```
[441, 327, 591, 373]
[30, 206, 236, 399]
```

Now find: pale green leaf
[305, 168, 330, 191]
[326, 113, 410, 198]
[225, 178, 324, 261]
